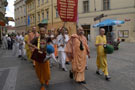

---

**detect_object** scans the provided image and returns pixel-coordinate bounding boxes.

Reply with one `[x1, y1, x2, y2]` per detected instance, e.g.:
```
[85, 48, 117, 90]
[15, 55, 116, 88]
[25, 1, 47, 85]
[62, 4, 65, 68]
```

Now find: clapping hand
[60, 44, 64, 47]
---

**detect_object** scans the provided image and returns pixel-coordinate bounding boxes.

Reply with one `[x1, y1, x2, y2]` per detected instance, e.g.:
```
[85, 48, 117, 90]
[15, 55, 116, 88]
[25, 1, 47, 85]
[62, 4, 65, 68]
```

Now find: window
[55, 7, 59, 18]
[18, 18, 20, 25]
[20, 6, 22, 12]
[42, 0, 44, 4]
[24, 7, 26, 14]
[30, 3, 31, 10]
[103, 0, 110, 10]
[118, 30, 129, 38]
[38, 12, 40, 22]
[45, 0, 48, 3]
[83, 0, 89, 13]
[33, 2, 35, 9]
[27, 5, 29, 11]
[46, 9, 49, 20]
[25, 17, 26, 24]
[24, 16, 26, 24]
[38, 0, 40, 6]
[42, 12, 44, 20]
[22, 17, 23, 24]
[15, 19, 17, 26]
[33, 15, 35, 24]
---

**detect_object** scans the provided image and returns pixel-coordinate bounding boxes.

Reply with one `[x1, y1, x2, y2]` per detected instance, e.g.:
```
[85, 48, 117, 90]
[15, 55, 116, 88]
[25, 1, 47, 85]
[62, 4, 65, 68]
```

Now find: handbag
[69, 70, 73, 79]
[31, 49, 46, 63]
[31, 37, 47, 63]
[80, 41, 84, 51]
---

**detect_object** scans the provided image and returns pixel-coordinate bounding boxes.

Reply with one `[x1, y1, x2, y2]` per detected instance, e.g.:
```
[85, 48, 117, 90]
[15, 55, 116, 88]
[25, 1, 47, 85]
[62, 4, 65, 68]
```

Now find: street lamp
[51, 0, 53, 26]
[94, 14, 107, 22]
[94, 0, 96, 11]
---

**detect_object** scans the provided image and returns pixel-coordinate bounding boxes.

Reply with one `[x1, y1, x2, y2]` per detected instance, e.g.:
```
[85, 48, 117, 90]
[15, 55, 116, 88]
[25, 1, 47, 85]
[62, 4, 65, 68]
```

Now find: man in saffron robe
[95, 28, 111, 81]
[65, 27, 90, 84]
[28, 27, 39, 66]
[30, 27, 50, 90]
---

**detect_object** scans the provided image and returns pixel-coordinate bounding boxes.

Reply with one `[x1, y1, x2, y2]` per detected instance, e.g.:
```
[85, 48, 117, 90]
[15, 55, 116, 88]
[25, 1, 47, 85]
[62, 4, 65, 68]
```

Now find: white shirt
[7, 37, 11, 42]
[2, 36, 8, 43]
[57, 34, 69, 51]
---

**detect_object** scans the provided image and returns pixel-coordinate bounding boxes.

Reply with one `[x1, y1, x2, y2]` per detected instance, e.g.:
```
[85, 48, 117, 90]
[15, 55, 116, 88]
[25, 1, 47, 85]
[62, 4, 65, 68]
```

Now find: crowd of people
[1, 26, 111, 90]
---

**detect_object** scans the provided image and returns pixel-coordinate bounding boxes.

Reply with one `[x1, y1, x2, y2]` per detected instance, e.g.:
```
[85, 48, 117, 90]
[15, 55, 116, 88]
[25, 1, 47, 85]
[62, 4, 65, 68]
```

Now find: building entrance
[82, 25, 91, 40]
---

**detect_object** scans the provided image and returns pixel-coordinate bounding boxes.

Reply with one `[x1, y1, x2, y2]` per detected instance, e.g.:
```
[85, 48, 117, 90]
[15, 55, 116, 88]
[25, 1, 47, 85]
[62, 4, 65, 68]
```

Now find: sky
[5, 0, 15, 26]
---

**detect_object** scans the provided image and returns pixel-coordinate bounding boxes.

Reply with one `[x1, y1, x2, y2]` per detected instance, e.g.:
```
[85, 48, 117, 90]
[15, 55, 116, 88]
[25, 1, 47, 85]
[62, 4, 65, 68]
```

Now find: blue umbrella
[93, 19, 125, 28]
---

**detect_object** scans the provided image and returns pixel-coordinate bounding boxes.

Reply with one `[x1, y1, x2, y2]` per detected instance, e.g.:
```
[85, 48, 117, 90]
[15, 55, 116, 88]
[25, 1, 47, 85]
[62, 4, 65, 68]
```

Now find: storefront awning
[0, 21, 5, 26]
[6, 17, 14, 22]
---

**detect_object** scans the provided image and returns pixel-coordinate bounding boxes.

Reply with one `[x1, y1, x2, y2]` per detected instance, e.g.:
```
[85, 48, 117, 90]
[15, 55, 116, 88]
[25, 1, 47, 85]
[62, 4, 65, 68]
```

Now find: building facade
[26, 0, 76, 35]
[0, 0, 8, 42]
[78, 0, 135, 42]
[14, 0, 26, 33]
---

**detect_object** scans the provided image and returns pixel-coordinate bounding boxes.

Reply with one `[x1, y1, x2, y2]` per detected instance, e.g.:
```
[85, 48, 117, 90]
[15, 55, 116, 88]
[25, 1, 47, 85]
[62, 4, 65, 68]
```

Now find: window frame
[103, 0, 110, 10]
[55, 7, 59, 18]
[83, 0, 89, 13]
[46, 9, 49, 20]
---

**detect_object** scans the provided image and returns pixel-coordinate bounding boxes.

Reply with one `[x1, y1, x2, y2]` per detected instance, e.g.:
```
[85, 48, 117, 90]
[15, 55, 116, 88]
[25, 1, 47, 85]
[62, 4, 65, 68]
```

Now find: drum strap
[37, 37, 40, 49]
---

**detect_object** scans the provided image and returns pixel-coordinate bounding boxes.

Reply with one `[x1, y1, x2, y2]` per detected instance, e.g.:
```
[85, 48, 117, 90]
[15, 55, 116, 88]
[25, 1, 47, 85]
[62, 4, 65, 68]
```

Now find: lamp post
[35, 0, 37, 27]
[51, 0, 53, 26]
[94, 0, 96, 11]
[134, 0, 135, 8]
[94, 14, 107, 22]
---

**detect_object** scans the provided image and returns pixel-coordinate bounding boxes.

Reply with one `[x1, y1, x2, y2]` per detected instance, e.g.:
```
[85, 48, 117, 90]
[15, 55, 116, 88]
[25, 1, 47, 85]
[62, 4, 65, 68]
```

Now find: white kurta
[57, 34, 69, 69]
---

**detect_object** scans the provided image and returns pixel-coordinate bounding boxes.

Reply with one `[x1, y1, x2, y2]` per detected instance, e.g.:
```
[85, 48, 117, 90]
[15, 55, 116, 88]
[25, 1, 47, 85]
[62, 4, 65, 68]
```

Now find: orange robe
[65, 34, 89, 82]
[31, 37, 51, 85]
[54, 44, 58, 57]
[35, 61, 50, 84]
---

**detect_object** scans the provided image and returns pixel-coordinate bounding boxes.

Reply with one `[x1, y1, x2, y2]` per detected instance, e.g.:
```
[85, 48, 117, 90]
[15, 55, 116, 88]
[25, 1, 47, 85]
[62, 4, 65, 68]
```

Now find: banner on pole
[57, 0, 78, 22]
[27, 16, 30, 26]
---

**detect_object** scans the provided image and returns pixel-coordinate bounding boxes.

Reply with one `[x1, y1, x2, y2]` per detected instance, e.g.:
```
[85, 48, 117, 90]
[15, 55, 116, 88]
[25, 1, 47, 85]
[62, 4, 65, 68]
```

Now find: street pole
[134, 0, 135, 8]
[94, 0, 96, 11]
[25, 3, 27, 31]
[35, 0, 36, 27]
[51, 0, 53, 26]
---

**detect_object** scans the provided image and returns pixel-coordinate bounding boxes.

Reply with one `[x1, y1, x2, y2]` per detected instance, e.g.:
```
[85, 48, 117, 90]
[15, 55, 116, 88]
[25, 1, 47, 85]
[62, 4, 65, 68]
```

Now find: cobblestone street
[0, 42, 135, 90]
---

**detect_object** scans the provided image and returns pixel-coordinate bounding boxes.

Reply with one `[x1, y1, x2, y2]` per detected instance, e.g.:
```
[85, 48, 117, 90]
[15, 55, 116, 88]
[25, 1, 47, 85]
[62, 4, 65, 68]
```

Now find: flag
[27, 16, 30, 26]
[57, 0, 78, 22]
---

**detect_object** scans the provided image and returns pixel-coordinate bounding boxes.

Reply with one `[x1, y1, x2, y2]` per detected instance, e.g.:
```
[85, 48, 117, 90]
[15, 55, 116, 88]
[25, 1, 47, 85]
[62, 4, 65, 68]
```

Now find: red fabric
[57, 0, 78, 22]
[0, 21, 5, 26]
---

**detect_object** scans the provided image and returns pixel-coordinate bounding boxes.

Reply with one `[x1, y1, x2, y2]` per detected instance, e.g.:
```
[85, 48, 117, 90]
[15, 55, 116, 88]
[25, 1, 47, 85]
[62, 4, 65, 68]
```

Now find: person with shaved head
[95, 28, 111, 81]
[28, 27, 39, 66]
[65, 27, 90, 84]
[29, 27, 51, 90]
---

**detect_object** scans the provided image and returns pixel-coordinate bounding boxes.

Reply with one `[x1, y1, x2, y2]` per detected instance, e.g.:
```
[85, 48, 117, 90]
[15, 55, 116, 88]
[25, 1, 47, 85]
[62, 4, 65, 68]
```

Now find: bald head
[99, 28, 105, 35]
[78, 27, 83, 30]
[39, 27, 46, 36]
[77, 27, 84, 35]
[32, 27, 36, 33]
